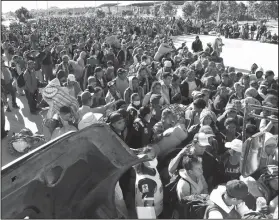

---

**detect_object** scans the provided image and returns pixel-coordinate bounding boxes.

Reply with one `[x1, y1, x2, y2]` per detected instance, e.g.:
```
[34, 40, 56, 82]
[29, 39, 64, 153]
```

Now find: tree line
[8, 1, 279, 24]
[181, 1, 278, 21]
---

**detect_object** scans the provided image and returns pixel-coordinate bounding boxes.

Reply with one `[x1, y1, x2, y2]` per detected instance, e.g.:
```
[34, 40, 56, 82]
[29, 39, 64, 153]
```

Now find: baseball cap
[226, 180, 249, 200]
[139, 106, 151, 118]
[108, 112, 124, 124]
[225, 139, 243, 152]
[192, 91, 205, 100]
[81, 91, 93, 103]
[225, 104, 237, 113]
[78, 112, 98, 130]
[193, 132, 212, 147]
[67, 74, 76, 82]
[265, 70, 274, 77]
[94, 67, 102, 73]
[199, 126, 215, 136]
[117, 68, 127, 75]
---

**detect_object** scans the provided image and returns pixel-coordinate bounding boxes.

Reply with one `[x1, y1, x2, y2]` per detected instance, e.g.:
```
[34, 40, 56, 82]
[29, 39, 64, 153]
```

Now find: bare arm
[91, 101, 115, 114]
[168, 147, 188, 175]
[259, 119, 274, 132]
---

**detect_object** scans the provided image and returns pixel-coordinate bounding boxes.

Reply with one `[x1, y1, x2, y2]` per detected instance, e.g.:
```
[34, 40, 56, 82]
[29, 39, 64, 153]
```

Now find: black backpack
[162, 174, 192, 218]
[172, 194, 213, 219]
[17, 72, 25, 88]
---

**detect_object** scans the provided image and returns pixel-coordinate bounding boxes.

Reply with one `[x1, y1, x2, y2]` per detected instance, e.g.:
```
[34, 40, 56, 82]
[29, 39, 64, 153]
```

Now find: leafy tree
[15, 7, 32, 22]
[193, 1, 213, 20]
[182, 1, 195, 19]
[210, 1, 228, 21]
[152, 4, 161, 17]
[96, 9, 105, 18]
[238, 2, 247, 19]
[159, 1, 176, 17]
[263, 1, 278, 20]
[122, 10, 133, 16]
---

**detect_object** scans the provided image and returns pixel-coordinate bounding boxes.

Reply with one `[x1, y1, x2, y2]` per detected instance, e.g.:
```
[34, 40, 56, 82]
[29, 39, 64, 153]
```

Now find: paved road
[1, 95, 46, 166]
[1, 35, 278, 167]
[172, 34, 278, 76]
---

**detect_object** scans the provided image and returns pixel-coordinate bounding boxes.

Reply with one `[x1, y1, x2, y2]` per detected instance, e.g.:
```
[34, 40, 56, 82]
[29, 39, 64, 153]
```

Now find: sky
[1, 1, 153, 13]
[2, 1, 250, 13]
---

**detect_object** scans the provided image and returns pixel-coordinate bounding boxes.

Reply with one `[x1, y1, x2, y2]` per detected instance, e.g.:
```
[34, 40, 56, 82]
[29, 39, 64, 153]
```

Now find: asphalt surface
[1, 34, 278, 167]
[172, 34, 278, 76]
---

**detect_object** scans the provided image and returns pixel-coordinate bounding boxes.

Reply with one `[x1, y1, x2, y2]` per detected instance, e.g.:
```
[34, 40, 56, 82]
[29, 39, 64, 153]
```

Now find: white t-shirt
[188, 81, 197, 98]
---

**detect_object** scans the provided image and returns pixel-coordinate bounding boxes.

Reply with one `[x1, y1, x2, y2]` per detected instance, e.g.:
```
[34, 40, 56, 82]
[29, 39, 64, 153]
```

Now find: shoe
[1, 130, 9, 139]
[13, 104, 20, 109]
[6, 107, 11, 112]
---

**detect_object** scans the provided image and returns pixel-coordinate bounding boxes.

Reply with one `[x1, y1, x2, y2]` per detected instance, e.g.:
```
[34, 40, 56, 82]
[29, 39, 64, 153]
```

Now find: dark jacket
[127, 116, 153, 149]
[192, 39, 203, 53]
[117, 49, 125, 65]
[180, 78, 202, 103]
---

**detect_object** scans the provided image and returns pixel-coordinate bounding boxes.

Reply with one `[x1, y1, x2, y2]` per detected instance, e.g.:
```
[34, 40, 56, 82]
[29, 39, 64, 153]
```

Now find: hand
[180, 146, 189, 156]
[258, 205, 269, 215]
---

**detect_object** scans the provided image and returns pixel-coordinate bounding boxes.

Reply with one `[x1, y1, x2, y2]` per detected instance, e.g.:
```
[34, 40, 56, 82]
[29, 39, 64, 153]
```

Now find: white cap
[225, 139, 243, 152]
[164, 60, 172, 68]
[67, 74, 76, 82]
[193, 132, 213, 147]
[78, 112, 98, 130]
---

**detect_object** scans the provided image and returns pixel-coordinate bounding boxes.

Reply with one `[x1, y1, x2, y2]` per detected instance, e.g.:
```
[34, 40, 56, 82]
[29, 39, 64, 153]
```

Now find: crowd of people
[1, 15, 278, 219]
[218, 20, 278, 43]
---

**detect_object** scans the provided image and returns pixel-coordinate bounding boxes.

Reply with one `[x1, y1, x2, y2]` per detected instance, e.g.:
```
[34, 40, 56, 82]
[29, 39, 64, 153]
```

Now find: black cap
[94, 67, 102, 73]
[139, 106, 151, 118]
[117, 68, 127, 75]
[193, 98, 206, 109]
[108, 112, 124, 124]
[265, 70, 274, 77]
[226, 180, 248, 200]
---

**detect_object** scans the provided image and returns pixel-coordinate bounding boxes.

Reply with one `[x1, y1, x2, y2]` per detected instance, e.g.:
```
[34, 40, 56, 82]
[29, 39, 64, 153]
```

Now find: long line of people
[1, 15, 278, 219]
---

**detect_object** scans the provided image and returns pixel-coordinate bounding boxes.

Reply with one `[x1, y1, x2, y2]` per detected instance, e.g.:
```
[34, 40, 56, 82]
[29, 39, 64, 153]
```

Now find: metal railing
[242, 102, 278, 142]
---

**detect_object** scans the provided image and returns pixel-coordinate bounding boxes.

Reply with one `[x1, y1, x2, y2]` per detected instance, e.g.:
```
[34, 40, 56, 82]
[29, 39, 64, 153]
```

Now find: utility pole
[117, 0, 119, 16]
[217, 1, 221, 26]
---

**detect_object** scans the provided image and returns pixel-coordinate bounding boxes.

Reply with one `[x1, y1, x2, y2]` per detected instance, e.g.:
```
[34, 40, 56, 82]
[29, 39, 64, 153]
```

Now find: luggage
[154, 124, 188, 160]
[154, 43, 173, 61]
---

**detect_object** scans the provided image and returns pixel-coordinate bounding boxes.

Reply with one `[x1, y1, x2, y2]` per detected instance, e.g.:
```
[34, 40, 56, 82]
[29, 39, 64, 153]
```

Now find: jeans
[4, 81, 17, 106]
[1, 100, 5, 133]
[251, 31, 255, 40]
[25, 90, 38, 112]
[42, 64, 54, 82]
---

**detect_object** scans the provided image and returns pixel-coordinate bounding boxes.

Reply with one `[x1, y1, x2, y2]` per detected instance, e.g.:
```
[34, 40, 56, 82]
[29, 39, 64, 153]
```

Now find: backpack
[162, 174, 191, 218]
[17, 72, 25, 88]
[172, 194, 213, 219]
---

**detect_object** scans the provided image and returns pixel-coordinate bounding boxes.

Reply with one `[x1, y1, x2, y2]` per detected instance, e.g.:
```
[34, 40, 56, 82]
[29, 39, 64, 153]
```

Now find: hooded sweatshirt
[254, 67, 264, 83]
[205, 185, 253, 219]
[176, 169, 208, 201]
